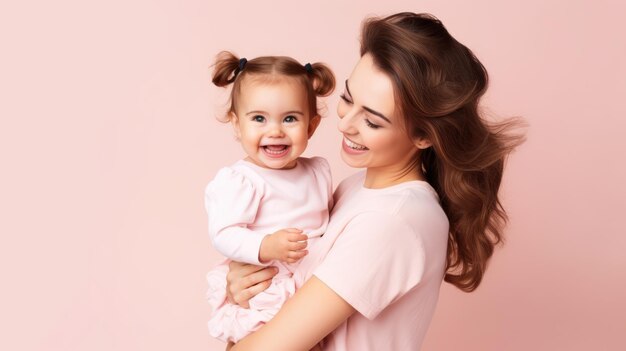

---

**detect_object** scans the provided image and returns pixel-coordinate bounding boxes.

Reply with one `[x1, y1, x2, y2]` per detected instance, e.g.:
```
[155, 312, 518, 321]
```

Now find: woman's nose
[338, 108, 358, 134]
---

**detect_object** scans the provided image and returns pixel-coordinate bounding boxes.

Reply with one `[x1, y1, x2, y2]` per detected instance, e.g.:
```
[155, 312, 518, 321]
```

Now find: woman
[225, 12, 524, 350]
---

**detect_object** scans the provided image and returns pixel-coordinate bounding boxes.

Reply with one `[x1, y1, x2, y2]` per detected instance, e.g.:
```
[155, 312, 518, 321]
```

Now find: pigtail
[309, 63, 336, 97]
[212, 51, 241, 87]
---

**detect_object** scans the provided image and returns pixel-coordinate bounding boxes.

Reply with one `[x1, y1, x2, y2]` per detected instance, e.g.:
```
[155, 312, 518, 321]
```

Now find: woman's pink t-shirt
[294, 171, 449, 351]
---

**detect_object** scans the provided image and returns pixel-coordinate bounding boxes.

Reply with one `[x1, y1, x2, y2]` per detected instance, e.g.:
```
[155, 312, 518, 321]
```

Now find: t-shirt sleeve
[204, 167, 268, 265]
[313, 212, 426, 319]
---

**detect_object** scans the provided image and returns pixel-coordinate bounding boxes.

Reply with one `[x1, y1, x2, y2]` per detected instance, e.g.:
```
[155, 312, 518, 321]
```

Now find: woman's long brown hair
[361, 13, 526, 292]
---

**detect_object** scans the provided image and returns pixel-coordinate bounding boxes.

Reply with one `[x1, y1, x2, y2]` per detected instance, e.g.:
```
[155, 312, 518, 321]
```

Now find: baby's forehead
[237, 74, 309, 103]
[235, 74, 310, 112]
[240, 73, 304, 88]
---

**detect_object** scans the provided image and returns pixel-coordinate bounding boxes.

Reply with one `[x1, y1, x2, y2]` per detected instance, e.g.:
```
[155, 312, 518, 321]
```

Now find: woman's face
[337, 53, 420, 171]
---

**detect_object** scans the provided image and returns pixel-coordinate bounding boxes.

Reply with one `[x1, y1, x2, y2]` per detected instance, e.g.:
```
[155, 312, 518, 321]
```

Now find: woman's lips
[342, 137, 368, 155]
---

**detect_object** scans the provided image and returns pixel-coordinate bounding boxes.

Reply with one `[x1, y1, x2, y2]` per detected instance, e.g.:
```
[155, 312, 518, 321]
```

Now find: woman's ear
[229, 112, 241, 140]
[414, 137, 432, 149]
[307, 115, 322, 139]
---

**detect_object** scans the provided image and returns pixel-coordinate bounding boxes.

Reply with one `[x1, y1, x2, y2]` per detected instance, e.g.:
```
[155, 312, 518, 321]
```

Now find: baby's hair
[211, 51, 335, 122]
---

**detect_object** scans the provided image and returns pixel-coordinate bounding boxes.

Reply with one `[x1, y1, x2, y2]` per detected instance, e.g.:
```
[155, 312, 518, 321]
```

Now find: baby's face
[231, 76, 317, 169]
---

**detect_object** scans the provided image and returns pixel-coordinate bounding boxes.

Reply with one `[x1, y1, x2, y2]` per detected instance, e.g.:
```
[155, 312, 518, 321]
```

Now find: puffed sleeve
[204, 167, 267, 265]
[313, 212, 426, 319]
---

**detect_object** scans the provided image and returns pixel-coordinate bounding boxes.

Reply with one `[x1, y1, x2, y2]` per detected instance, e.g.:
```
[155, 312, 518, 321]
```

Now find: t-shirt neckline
[358, 175, 439, 199]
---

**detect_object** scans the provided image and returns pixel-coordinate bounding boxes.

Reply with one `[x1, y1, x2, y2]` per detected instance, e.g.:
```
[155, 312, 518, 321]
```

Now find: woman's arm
[231, 276, 355, 351]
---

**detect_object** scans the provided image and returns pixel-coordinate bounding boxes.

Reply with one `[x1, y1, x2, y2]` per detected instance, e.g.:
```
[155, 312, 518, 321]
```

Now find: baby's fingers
[289, 240, 308, 251]
[287, 233, 309, 242]
[286, 250, 309, 263]
[283, 228, 303, 233]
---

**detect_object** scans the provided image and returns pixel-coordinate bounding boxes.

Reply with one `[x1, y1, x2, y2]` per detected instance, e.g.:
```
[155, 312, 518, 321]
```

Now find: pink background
[1, 0, 625, 350]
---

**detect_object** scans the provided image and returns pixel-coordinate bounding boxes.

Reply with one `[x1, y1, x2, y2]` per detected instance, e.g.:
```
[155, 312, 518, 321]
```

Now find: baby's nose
[267, 125, 285, 137]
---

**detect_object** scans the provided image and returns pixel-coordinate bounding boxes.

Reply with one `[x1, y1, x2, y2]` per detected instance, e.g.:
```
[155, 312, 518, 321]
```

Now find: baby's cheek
[295, 128, 310, 142]
[293, 138, 308, 153]
[290, 135, 309, 158]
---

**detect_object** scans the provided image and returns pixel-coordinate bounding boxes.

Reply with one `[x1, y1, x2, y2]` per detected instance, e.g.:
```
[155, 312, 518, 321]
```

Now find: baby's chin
[262, 158, 299, 170]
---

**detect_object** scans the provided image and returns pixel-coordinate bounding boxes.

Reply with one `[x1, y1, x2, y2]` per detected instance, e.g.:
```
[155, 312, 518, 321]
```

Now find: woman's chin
[340, 151, 368, 168]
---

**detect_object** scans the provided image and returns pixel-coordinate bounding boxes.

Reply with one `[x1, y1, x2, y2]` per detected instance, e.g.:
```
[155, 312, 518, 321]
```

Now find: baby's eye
[283, 115, 298, 123]
[252, 115, 265, 123]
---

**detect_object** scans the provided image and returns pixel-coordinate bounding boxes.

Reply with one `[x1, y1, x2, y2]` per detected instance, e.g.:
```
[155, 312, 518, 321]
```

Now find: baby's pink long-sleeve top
[204, 156, 333, 343]
[204, 156, 333, 265]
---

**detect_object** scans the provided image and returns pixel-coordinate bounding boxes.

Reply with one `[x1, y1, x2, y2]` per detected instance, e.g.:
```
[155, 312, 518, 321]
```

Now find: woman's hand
[226, 260, 278, 308]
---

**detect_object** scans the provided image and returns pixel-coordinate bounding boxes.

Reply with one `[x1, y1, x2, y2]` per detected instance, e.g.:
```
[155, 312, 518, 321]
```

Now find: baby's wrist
[258, 234, 274, 263]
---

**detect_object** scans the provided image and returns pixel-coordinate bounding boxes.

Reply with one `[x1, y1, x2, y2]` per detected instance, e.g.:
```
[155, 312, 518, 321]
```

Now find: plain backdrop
[1, 0, 625, 350]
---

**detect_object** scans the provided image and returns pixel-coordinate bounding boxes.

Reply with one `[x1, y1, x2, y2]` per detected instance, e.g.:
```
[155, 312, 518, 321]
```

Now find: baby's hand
[259, 228, 308, 264]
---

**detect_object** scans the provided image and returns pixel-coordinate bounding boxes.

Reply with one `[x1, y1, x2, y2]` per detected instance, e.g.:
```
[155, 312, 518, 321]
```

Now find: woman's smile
[342, 136, 369, 155]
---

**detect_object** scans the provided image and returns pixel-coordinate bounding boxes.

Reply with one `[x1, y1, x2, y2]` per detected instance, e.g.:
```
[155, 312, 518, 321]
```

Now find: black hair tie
[304, 63, 313, 73]
[238, 58, 247, 71]
[228, 57, 248, 83]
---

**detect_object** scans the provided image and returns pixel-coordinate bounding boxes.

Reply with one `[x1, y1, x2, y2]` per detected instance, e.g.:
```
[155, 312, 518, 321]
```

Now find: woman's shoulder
[376, 184, 449, 249]
[395, 182, 443, 214]
[381, 182, 446, 225]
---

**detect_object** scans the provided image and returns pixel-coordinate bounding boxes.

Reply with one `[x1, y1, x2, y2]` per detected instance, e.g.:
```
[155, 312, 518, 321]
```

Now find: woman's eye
[252, 115, 265, 122]
[284, 115, 297, 123]
[340, 93, 353, 104]
[365, 119, 381, 129]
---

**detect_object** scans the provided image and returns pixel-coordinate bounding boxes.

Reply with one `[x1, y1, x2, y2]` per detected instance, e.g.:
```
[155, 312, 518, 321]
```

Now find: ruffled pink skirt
[205, 259, 297, 343]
